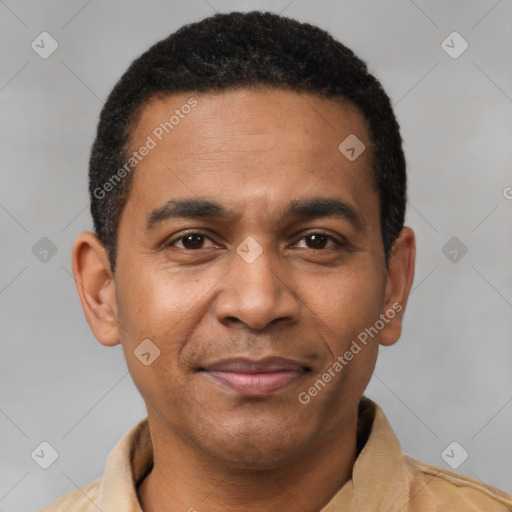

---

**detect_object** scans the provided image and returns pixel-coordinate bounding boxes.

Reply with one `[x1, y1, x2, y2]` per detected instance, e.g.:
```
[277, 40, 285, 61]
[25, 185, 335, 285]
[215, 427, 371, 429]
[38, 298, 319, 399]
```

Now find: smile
[205, 369, 306, 395]
[200, 357, 310, 396]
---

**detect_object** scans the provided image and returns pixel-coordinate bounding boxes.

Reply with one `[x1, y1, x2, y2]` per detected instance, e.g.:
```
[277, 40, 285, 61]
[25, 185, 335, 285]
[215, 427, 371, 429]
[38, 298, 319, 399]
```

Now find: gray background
[1, 1, 511, 510]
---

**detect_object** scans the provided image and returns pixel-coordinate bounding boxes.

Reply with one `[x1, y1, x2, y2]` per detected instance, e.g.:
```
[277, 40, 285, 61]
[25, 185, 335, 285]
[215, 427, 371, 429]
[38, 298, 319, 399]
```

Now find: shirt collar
[321, 396, 409, 511]
[97, 415, 152, 511]
[96, 396, 408, 511]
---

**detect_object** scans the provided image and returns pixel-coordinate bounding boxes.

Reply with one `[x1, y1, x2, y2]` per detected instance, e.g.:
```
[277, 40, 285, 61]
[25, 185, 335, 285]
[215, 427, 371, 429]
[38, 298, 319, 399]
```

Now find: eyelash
[165, 231, 347, 250]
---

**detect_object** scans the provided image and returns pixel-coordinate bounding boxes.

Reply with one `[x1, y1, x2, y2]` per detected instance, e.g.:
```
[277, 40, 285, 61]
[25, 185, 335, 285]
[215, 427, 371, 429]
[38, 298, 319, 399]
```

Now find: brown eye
[180, 234, 205, 249]
[294, 232, 345, 250]
[305, 234, 329, 249]
[167, 233, 215, 250]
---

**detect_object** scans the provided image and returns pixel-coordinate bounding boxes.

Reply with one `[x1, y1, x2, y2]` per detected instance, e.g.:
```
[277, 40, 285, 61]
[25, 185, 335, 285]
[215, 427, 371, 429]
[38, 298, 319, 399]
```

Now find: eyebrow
[146, 197, 365, 231]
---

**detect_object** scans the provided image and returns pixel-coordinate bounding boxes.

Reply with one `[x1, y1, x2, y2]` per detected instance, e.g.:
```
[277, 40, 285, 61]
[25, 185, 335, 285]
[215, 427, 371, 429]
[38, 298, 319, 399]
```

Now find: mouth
[198, 357, 311, 396]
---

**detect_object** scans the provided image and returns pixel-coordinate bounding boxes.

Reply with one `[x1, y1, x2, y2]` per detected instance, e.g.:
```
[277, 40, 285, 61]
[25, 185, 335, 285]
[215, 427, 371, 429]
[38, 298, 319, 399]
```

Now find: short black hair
[89, 10, 406, 273]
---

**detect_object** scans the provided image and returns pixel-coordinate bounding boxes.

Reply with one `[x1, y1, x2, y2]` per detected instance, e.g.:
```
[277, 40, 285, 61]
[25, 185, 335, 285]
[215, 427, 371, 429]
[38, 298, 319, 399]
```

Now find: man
[41, 11, 512, 512]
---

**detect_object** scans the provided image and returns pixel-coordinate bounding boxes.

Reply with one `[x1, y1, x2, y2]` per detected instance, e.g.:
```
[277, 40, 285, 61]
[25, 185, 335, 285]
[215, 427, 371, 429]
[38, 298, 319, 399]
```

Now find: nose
[214, 241, 301, 331]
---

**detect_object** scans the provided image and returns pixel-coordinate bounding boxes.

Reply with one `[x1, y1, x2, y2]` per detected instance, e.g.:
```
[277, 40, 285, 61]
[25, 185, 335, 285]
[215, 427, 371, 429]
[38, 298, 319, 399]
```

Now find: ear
[379, 226, 416, 347]
[71, 231, 120, 347]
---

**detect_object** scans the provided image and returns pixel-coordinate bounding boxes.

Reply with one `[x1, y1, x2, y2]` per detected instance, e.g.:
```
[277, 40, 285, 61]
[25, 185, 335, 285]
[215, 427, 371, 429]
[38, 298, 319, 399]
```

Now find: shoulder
[39, 478, 101, 512]
[404, 455, 512, 511]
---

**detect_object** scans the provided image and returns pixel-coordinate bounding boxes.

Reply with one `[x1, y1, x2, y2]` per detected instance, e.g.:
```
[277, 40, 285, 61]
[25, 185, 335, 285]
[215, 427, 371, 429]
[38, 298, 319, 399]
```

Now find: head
[73, 11, 415, 469]
[89, 11, 407, 273]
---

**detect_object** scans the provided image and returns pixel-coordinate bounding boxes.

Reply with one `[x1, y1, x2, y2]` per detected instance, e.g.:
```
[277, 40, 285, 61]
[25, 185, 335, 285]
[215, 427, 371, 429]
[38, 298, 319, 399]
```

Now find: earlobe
[71, 232, 120, 347]
[379, 226, 416, 347]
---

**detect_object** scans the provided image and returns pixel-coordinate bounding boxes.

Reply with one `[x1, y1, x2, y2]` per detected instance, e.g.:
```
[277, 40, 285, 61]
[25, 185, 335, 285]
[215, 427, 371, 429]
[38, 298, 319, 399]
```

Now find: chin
[198, 424, 309, 471]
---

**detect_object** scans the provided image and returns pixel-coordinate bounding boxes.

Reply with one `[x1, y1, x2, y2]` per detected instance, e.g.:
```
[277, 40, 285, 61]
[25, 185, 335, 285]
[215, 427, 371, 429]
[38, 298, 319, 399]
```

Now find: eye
[165, 231, 347, 252]
[293, 232, 346, 250]
[166, 232, 216, 250]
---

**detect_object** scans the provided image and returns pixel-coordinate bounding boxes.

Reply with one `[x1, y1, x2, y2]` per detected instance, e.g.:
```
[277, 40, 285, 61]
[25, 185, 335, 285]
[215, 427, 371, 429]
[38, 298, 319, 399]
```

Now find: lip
[200, 357, 309, 395]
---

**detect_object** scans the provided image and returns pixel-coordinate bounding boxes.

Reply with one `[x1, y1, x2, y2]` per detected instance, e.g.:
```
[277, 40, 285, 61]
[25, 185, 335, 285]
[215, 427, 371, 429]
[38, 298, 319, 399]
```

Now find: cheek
[114, 264, 219, 381]
[303, 262, 385, 351]
[114, 269, 191, 412]
[115, 265, 195, 337]
[312, 268, 383, 406]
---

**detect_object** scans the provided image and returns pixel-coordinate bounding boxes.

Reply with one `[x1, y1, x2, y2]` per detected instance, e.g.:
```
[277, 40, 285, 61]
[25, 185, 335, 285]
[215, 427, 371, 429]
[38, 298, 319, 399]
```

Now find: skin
[72, 88, 415, 512]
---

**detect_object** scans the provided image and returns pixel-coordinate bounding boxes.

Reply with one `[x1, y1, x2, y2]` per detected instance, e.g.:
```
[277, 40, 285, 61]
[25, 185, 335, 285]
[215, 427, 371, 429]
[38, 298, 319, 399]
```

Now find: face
[76, 88, 414, 470]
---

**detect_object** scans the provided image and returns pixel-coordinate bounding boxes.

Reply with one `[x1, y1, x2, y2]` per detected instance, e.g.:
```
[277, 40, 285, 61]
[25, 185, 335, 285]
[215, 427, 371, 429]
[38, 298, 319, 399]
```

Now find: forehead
[123, 87, 377, 229]
[130, 87, 372, 158]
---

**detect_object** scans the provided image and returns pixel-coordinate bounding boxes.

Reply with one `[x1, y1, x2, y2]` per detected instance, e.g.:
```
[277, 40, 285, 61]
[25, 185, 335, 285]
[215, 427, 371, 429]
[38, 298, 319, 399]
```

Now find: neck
[137, 411, 359, 512]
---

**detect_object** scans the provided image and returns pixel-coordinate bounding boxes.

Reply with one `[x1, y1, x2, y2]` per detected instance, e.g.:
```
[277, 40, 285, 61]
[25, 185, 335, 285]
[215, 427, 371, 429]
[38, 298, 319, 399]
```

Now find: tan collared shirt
[40, 396, 512, 511]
